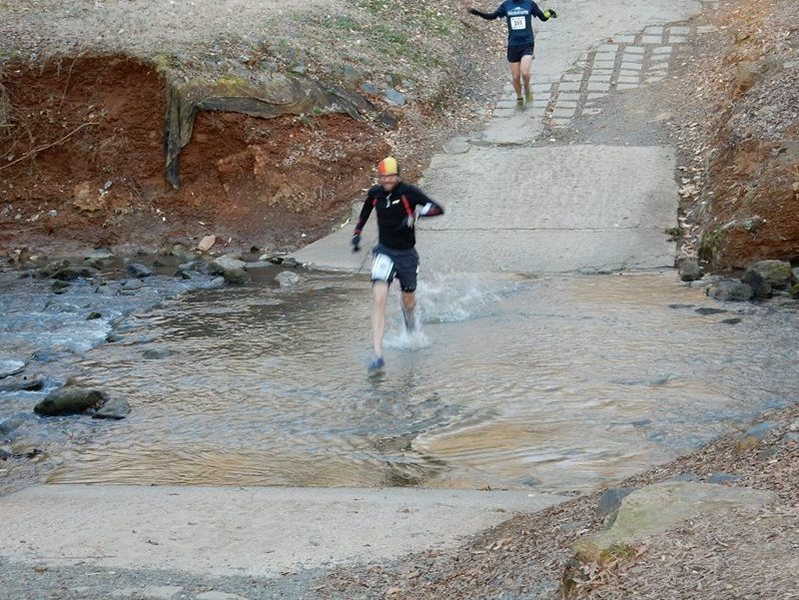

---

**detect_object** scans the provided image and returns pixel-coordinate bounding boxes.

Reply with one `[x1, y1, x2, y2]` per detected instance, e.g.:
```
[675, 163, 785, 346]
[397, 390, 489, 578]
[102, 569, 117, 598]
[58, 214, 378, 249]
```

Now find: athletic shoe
[516, 97, 524, 108]
[368, 356, 385, 372]
[525, 89, 533, 104]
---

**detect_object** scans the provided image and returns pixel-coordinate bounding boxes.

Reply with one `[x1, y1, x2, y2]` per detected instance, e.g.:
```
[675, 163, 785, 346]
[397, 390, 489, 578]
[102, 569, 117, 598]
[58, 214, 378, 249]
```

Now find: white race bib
[510, 15, 526, 30]
[371, 254, 395, 281]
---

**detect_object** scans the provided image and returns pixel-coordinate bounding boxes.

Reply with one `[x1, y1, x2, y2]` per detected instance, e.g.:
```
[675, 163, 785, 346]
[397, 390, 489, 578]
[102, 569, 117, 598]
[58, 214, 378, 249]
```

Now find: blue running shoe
[368, 356, 385, 372]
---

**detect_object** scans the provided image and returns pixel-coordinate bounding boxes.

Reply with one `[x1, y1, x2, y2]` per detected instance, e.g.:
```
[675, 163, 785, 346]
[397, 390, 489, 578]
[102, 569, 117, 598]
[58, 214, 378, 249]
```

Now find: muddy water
[34, 269, 798, 495]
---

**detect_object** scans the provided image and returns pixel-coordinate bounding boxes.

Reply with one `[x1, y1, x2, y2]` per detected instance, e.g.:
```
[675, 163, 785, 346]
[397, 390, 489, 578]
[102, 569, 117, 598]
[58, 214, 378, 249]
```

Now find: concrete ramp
[416, 144, 677, 273]
[293, 144, 676, 274]
[0, 484, 563, 577]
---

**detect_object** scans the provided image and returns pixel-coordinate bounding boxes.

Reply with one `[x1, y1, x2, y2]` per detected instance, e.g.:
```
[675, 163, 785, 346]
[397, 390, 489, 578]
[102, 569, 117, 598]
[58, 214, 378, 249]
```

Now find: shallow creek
[2, 267, 797, 495]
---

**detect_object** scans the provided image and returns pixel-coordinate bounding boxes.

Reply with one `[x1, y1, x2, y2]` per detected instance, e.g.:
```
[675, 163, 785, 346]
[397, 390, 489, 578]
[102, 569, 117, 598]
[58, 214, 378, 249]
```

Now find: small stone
[127, 263, 153, 278]
[198, 235, 216, 252]
[275, 271, 302, 287]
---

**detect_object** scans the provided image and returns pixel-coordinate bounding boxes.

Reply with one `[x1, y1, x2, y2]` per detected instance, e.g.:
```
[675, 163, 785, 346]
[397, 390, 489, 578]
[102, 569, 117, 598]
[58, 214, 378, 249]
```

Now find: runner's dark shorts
[507, 43, 534, 63]
[372, 244, 419, 292]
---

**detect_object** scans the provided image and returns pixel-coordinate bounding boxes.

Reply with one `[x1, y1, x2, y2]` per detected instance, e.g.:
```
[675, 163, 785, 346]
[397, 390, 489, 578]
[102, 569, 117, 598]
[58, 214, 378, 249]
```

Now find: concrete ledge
[0, 484, 565, 577]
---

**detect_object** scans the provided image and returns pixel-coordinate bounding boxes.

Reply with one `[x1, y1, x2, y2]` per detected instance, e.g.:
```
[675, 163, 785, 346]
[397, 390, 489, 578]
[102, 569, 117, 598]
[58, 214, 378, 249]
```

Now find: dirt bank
[671, 0, 799, 270]
[0, 53, 387, 254]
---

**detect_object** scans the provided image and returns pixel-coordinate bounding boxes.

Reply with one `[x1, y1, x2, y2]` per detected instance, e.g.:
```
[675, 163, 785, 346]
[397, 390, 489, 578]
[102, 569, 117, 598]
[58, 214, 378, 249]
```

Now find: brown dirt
[0, 54, 389, 256]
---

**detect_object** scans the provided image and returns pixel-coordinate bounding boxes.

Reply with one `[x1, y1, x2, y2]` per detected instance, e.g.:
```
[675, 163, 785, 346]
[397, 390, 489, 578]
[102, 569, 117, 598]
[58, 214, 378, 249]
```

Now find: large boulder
[0, 374, 44, 393]
[741, 268, 772, 299]
[223, 268, 251, 285]
[209, 255, 251, 285]
[127, 263, 153, 278]
[275, 270, 303, 288]
[52, 265, 99, 281]
[573, 481, 777, 565]
[707, 279, 753, 301]
[209, 255, 246, 274]
[748, 260, 796, 290]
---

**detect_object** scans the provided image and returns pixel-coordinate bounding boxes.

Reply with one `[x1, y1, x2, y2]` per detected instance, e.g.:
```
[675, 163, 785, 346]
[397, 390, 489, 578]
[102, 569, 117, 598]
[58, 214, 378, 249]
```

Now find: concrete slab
[558, 81, 581, 92]
[587, 81, 610, 91]
[416, 144, 677, 273]
[417, 229, 674, 273]
[0, 484, 564, 578]
[480, 112, 544, 145]
[621, 61, 644, 70]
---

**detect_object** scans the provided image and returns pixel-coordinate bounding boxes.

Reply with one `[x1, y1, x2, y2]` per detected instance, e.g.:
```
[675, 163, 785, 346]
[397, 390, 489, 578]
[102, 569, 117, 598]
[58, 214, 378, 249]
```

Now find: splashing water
[417, 272, 521, 324]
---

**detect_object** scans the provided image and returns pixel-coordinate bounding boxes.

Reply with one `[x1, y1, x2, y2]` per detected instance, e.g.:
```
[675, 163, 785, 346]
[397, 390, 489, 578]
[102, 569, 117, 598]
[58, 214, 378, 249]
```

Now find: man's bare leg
[371, 281, 389, 366]
[401, 290, 416, 332]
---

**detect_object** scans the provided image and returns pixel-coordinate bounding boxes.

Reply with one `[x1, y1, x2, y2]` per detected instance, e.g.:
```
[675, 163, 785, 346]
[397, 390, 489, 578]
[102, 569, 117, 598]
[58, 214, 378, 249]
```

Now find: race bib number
[371, 254, 395, 281]
[510, 15, 526, 30]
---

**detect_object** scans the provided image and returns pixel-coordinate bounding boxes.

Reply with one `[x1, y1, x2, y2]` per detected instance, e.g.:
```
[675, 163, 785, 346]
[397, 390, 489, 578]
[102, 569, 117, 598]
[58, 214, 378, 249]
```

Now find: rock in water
[34, 386, 107, 416]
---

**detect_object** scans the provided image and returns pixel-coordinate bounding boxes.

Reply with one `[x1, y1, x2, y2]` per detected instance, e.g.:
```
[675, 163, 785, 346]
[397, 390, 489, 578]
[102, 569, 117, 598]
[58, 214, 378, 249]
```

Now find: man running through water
[468, 0, 558, 108]
[351, 156, 445, 372]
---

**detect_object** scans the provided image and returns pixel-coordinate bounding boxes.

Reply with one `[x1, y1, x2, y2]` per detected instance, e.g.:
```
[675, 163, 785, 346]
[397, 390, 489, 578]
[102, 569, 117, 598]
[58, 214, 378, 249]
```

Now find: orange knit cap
[377, 156, 399, 176]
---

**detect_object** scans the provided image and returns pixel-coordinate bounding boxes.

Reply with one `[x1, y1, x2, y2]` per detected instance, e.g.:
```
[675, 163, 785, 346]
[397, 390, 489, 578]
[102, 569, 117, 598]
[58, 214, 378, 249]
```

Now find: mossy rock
[748, 260, 795, 290]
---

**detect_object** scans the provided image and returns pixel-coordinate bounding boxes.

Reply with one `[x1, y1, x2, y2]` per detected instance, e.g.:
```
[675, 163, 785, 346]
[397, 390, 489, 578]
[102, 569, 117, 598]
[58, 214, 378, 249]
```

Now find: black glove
[351, 233, 361, 252]
[546, 8, 558, 18]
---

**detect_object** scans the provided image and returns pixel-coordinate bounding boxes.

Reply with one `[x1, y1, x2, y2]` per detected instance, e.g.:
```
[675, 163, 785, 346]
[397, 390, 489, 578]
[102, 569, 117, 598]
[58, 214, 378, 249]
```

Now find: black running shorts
[507, 43, 535, 63]
[371, 244, 420, 292]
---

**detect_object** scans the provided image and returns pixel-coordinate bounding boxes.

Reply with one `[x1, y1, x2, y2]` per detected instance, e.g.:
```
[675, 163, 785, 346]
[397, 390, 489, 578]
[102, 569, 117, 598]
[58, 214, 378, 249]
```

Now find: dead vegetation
[673, 0, 799, 270]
